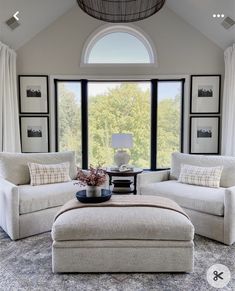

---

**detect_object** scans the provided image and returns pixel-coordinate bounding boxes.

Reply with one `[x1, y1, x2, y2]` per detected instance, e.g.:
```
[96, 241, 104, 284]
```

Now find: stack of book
[112, 179, 133, 194]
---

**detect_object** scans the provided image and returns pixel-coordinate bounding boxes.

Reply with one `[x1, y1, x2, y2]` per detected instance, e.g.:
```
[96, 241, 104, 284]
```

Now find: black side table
[106, 168, 143, 195]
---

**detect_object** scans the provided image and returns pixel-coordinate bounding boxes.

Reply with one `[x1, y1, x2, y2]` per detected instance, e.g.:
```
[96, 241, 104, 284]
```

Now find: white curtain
[0, 42, 21, 152]
[222, 44, 235, 156]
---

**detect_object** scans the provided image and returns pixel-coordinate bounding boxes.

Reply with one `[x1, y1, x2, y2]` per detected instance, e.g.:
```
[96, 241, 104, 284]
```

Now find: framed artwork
[20, 116, 50, 153]
[19, 75, 49, 114]
[190, 75, 221, 114]
[190, 116, 220, 154]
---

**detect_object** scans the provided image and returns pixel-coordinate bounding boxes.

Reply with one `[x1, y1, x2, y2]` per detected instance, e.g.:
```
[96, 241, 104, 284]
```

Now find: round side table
[106, 168, 143, 195]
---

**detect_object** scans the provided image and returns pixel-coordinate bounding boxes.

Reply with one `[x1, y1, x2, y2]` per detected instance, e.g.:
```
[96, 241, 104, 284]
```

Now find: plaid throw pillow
[178, 164, 223, 188]
[28, 162, 71, 186]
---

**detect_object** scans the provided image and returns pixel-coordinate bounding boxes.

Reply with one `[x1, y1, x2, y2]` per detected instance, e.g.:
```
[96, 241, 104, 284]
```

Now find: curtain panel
[222, 44, 235, 156]
[0, 42, 21, 152]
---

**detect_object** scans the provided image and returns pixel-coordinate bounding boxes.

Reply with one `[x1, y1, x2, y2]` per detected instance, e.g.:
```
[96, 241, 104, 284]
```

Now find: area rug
[0, 228, 234, 291]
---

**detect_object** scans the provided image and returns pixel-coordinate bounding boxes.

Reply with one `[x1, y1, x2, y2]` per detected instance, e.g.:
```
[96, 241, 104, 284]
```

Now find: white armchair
[139, 152, 235, 245]
[0, 151, 79, 240]
[0, 178, 19, 239]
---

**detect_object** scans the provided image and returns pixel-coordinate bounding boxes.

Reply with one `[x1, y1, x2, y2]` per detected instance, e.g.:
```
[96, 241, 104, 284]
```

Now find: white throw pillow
[28, 162, 71, 186]
[178, 164, 223, 188]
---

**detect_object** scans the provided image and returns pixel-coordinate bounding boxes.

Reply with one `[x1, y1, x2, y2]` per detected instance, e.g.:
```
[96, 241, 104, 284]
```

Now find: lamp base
[114, 150, 130, 167]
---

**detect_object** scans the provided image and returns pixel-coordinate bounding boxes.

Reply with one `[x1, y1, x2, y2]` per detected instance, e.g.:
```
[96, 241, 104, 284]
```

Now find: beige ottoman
[52, 196, 194, 273]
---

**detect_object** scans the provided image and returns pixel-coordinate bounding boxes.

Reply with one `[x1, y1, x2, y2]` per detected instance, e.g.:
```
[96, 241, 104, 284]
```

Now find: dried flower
[76, 165, 107, 186]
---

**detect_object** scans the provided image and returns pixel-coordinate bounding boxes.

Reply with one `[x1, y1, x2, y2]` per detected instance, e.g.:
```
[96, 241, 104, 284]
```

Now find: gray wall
[17, 6, 224, 75]
[16, 5, 224, 153]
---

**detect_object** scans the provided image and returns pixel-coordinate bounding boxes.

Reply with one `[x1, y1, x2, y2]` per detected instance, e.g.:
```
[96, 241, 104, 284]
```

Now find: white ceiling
[167, 0, 235, 50]
[0, 0, 234, 50]
[0, 0, 75, 49]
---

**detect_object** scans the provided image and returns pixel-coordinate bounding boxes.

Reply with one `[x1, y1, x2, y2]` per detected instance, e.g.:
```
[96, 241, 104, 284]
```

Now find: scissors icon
[213, 270, 224, 281]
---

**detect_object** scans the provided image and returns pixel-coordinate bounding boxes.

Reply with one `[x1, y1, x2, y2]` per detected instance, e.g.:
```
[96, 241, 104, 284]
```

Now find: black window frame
[154, 79, 185, 170]
[55, 78, 185, 170]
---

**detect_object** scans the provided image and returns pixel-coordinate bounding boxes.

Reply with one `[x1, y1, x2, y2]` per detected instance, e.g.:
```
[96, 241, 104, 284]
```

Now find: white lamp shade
[111, 133, 133, 149]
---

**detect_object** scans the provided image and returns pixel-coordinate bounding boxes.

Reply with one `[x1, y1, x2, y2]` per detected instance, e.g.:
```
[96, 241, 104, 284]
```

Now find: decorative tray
[76, 189, 112, 204]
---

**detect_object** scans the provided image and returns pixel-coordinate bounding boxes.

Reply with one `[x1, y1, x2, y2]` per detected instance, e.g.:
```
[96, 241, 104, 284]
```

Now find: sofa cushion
[52, 206, 194, 241]
[178, 164, 223, 188]
[19, 181, 80, 215]
[28, 162, 71, 186]
[171, 152, 235, 188]
[0, 151, 77, 185]
[141, 180, 225, 216]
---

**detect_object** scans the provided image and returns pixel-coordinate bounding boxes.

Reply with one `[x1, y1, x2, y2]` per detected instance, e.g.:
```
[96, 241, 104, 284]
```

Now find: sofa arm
[0, 178, 19, 240]
[137, 170, 170, 194]
[224, 186, 235, 245]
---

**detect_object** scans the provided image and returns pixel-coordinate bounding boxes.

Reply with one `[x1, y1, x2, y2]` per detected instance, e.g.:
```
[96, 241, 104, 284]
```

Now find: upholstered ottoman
[52, 195, 194, 273]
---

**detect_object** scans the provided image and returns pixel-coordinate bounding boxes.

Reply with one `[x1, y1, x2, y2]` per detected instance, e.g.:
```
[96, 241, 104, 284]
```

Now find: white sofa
[139, 152, 235, 245]
[0, 151, 80, 240]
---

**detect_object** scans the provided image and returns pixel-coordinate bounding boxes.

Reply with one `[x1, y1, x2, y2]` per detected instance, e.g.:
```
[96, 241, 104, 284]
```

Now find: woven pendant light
[77, 0, 166, 23]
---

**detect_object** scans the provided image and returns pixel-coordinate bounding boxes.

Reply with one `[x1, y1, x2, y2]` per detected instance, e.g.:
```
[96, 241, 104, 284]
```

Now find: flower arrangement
[76, 165, 107, 187]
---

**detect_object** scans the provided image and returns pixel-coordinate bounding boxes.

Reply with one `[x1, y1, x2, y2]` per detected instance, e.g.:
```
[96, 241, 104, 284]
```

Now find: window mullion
[81, 79, 88, 169]
[151, 79, 158, 170]
[54, 79, 59, 151]
[180, 78, 185, 153]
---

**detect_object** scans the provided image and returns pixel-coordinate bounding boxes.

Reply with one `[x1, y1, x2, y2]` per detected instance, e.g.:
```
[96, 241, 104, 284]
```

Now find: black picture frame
[19, 75, 49, 114]
[20, 116, 50, 153]
[190, 75, 221, 114]
[189, 116, 220, 155]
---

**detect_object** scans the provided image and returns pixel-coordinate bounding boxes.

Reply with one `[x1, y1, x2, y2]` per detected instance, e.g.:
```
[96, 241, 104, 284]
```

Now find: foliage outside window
[157, 81, 182, 168]
[56, 80, 183, 169]
[88, 82, 151, 168]
[57, 82, 82, 166]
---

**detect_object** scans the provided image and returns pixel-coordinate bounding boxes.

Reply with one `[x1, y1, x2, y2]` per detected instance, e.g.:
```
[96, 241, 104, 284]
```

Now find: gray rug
[0, 228, 234, 291]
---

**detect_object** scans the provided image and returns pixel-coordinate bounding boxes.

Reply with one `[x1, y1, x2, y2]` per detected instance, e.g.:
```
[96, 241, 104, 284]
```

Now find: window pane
[88, 82, 151, 168]
[57, 81, 82, 166]
[88, 32, 150, 63]
[157, 81, 182, 168]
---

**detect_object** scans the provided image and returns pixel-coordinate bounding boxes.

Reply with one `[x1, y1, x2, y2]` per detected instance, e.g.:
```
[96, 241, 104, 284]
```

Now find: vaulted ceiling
[167, 0, 235, 50]
[0, 0, 234, 50]
[0, 0, 75, 49]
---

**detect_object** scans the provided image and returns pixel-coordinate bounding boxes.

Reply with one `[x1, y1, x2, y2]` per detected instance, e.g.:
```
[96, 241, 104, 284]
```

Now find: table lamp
[111, 133, 133, 167]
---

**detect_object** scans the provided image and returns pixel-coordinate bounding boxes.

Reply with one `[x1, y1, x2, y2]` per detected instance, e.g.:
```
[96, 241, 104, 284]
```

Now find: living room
[0, 0, 235, 290]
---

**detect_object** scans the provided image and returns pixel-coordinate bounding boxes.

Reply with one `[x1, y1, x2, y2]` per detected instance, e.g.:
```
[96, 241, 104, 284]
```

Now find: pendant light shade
[77, 0, 166, 23]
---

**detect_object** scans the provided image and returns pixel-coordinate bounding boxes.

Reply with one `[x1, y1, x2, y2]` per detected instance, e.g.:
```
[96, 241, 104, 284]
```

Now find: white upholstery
[52, 241, 194, 273]
[141, 180, 225, 216]
[184, 208, 224, 243]
[20, 206, 62, 239]
[19, 181, 78, 214]
[0, 151, 77, 185]
[171, 152, 235, 188]
[52, 207, 194, 241]
[52, 204, 194, 273]
[224, 186, 235, 245]
[139, 152, 235, 245]
[0, 151, 79, 240]
[0, 178, 19, 240]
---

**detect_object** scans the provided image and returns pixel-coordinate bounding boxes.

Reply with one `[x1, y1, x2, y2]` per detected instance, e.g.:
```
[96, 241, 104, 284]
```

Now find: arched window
[81, 25, 157, 65]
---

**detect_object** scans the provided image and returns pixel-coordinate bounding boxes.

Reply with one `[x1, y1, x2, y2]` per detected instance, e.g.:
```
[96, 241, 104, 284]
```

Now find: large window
[55, 79, 184, 170]
[88, 82, 151, 168]
[55, 81, 82, 166]
[157, 81, 183, 168]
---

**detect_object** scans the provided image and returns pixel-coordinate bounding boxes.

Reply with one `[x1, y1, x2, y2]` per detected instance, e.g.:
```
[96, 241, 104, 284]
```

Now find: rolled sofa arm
[137, 170, 170, 194]
[224, 186, 235, 245]
[0, 178, 19, 240]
